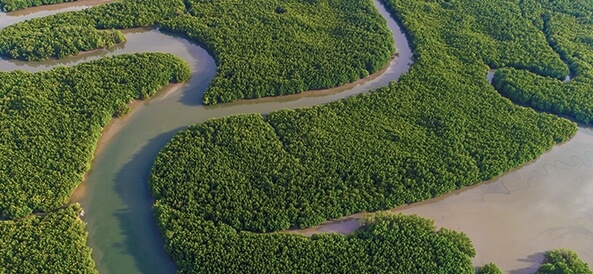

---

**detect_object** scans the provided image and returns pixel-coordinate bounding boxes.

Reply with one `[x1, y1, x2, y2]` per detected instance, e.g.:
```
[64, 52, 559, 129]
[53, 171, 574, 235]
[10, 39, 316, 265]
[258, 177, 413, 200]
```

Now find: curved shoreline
[0, 1, 411, 272]
[3, 1, 591, 274]
[284, 126, 585, 237]
[283, 127, 593, 273]
[69, 55, 397, 203]
[68, 83, 185, 204]
[281, 67, 590, 273]
[81, 1, 412, 273]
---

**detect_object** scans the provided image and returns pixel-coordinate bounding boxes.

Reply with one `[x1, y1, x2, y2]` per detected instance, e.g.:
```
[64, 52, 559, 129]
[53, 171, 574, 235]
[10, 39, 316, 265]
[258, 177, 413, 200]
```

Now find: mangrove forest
[1, 0, 593, 273]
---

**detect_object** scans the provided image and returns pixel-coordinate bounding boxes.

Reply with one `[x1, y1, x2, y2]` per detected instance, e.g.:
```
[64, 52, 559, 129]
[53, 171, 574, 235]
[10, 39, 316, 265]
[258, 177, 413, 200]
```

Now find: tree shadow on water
[158, 29, 217, 107]
[112, 128, 184, 274]
[508, 252, 543, 274]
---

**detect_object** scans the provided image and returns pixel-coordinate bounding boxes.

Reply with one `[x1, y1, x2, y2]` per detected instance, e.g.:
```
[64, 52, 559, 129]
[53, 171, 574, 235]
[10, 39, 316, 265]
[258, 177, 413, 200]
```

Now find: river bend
[0, 0, 412, 273]
[1, 1, 591, 274]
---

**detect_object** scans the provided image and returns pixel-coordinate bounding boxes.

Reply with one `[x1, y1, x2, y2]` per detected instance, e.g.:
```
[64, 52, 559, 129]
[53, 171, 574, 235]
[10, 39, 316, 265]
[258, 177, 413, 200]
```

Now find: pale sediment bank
[69, 83, 185, 204]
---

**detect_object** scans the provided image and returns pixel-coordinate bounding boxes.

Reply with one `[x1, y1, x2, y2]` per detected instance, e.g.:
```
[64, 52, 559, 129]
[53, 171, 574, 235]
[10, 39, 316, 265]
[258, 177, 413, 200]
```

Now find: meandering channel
[1, 0, 411, 273]
[1, 1, 591, 274]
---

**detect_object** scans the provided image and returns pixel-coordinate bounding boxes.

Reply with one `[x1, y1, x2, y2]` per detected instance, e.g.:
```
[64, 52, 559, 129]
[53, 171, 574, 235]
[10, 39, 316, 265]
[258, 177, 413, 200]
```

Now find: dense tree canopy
[0, 0, 396, 273]
[161, 0, 395, 104]
[0, 52, 190, 219]
[154, 210, 477, 273]
[0, 51, 189, 273]
[0, 204, 96, 274]
[1, 0, 593, 272]
[150, 0, 582, 272]
[492, 0, 593, 125]
[1, 0, 395, 103]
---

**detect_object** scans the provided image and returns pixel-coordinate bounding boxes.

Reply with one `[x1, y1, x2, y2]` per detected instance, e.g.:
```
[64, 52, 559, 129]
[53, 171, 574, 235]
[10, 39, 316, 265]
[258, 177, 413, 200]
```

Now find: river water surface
[1, 1, 591, 274]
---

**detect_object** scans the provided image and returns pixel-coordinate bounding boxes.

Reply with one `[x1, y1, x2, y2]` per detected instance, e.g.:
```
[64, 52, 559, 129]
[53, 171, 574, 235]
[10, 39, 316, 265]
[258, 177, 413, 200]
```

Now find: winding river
[0, 1, 591, 274]
[1, 1, 411, 273]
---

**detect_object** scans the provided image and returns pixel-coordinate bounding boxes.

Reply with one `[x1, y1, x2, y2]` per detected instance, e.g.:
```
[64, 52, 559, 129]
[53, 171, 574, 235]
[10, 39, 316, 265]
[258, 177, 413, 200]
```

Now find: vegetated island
[150, 0, 593, 272]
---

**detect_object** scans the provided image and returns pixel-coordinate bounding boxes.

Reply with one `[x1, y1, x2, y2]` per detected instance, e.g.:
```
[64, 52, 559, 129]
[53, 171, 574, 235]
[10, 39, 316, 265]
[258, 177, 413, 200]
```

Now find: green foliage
[492, 0, 593, 125]
[0, 3, 191, 272]
[3, 204, 32, 219]
[0, 52, 190, 218]
[477, 263, 503, 274]
[1, 0, 590, 272]
[0, 204, 97, 274]
[151, 0, 580, 271]
[151, 0, 577, 232]
[493, 67, 593, 124]
[1, 26, 125, 61]
[0, 0, 76, 12]
[154, 208, 476, 273]
[0, 0, 185, 60]
[160, 0, 395, 104]
[536, 249, 593, 274]
[1, 0, 394, 103]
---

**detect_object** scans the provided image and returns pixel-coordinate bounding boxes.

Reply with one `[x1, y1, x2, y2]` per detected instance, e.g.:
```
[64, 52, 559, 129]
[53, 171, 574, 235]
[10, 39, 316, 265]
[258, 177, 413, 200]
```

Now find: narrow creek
[1, 1, 591, 274]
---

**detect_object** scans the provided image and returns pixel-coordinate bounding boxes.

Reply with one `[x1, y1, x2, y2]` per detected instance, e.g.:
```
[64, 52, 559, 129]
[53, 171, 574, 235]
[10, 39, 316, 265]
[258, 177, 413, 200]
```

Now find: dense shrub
[477, 263, 503, 274]
[0, 0, 185, 60]
[161, 0, 395, 103]
[492, 0, 593, 125]
[154, 210, 477, 273]
[151, 0, 581, 271]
